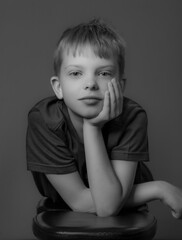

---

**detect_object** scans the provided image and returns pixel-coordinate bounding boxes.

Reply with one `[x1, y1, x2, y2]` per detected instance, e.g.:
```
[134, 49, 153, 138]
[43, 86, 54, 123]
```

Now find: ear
[50, 76, 63, 99]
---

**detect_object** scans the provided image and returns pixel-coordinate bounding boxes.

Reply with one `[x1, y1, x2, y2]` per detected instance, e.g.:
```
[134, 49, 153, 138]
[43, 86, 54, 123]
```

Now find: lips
[78, 96, 102, 100]
[78, 96, 102, 105]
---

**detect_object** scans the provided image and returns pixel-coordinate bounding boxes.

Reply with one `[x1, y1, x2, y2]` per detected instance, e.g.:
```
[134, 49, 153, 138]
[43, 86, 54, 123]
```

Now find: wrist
[156, 180, 170, 201]
[83, 119, 103, 142]
[83, 119, 102, 130]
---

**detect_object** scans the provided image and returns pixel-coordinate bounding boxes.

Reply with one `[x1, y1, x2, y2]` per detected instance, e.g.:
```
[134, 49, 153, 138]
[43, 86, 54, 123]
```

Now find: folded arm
[83, 120, 137, 216]
[46, 171, 182, 219]
[46, 157, 137, 217]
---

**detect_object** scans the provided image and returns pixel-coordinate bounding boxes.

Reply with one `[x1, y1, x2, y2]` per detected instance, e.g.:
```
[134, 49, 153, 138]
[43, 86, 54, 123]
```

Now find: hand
[160, 181, 182, 219]
[84, 78, 123, 127]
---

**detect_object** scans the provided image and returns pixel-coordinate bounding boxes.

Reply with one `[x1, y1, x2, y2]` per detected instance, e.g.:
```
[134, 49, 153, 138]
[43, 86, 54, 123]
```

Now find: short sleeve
[26, 109, 77, 174]
[110, 110, 149, 162]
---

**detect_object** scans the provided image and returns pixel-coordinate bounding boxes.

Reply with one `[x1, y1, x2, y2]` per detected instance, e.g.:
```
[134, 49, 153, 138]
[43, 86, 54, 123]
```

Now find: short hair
[53, 18, 126, 77]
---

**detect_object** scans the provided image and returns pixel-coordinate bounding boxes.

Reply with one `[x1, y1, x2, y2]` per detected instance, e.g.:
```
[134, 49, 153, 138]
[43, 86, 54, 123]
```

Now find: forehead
[61, 44, 118, 66]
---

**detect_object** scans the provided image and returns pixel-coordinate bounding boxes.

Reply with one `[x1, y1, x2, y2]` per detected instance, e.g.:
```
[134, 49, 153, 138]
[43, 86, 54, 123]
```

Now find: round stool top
[33, 209, 157, 240]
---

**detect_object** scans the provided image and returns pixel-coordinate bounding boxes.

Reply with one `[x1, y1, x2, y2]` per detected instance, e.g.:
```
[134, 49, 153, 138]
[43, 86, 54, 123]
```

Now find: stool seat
[33, 206, 157, 240]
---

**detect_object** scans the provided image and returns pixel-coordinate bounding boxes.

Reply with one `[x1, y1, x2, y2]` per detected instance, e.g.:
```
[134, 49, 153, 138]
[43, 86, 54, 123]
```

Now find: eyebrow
[64, 64, 116, 70]
[64, 65, 83, 69]
[96, 65, 116, 70]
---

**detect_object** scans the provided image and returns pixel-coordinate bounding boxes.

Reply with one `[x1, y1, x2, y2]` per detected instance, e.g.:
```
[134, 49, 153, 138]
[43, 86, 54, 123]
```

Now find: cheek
[61, 82, 78, 96]
[61, 83, 80, 106]
[99, 81, 109, 94]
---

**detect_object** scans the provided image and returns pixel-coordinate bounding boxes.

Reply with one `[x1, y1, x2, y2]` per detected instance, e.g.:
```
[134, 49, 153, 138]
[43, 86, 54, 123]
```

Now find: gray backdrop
[1, 0, 182, 239]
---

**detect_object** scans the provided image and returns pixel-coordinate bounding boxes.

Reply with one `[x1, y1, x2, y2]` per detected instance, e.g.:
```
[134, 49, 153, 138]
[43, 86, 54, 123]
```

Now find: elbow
[97, 208, 119, 217]
[96, 196, 125, 217]
[96, 204, 122, 217]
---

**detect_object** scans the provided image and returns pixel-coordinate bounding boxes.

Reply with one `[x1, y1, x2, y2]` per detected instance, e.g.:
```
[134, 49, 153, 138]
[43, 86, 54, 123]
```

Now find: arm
[46, 172, 96, 213]
[126, 180, 182, 219]
[82, 79, 137, 216]
[83, 123, 137, 216]
[46, 172, 182, 219]
[46, 159, 137, 216]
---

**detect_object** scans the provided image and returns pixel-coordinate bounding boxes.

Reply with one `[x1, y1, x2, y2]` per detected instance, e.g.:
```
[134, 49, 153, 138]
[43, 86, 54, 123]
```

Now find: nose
[84, 76, 99, 90]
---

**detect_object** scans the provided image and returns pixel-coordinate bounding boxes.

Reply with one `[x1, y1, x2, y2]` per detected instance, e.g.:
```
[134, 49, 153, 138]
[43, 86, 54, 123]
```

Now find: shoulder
[103, 97, 149, 153]
[123, 97, 147, 119]
[110, 97, 148, 127]
[28, 96, 66, 131]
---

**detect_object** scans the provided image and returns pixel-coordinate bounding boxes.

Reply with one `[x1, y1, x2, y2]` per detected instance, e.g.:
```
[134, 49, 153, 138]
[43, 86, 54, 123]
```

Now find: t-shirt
[26, 96, 151, 204]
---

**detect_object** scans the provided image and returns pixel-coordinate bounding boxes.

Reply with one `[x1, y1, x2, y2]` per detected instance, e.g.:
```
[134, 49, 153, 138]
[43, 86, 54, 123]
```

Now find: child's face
[59, 45, 120, 120]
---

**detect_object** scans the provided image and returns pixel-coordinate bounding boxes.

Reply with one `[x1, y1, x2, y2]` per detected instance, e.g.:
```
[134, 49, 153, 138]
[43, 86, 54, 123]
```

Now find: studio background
[1, 0, 182, 239]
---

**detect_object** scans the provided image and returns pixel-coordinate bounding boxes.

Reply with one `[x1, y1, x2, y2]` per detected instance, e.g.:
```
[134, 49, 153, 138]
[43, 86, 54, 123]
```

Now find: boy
[26, 19, 182, 218]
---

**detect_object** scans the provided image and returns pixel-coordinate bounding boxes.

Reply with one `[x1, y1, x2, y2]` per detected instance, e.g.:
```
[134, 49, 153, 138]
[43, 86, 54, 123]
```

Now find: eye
[69, 71, 82, 78]
[98, 71, 112, 78]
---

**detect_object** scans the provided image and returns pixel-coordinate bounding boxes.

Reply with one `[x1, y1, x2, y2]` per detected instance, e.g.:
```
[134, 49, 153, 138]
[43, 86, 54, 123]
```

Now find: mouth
[78, 96, 102, 104]
[79, 96, 102, 100]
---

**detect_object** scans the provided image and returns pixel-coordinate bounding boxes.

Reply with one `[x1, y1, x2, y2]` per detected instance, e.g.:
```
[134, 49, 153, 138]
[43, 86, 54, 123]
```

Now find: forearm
[125, 180, 182, 219]
[73, 187, 96, 213]
[125, 181, 163, 208]
[79, 181, 162, 212]
[83, 122, 122, 216]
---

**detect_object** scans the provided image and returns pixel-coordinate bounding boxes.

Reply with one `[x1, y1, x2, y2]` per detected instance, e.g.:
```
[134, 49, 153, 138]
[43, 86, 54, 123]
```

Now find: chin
[68, 104, 102, 120]
[84, 114, 99, 119]
[80, 110, 101, 119]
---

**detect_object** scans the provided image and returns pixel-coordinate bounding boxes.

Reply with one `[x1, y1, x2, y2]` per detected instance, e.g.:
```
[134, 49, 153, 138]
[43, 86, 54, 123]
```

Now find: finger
[111, 79, 120, 113]
[111, 78, 119, 98]
[108, 81, 116, 118]
[100, 90, 110, 120]
[118, 80, 124, 114]
[111, 78, 123, 116]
